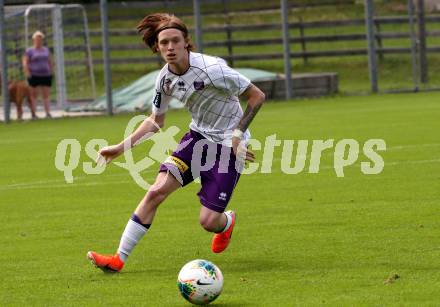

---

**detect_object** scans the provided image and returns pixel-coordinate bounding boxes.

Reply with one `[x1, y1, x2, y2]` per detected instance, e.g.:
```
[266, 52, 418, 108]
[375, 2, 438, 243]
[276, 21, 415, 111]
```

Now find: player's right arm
[97, 113, 166, 165]
[97, 71, 170, 165]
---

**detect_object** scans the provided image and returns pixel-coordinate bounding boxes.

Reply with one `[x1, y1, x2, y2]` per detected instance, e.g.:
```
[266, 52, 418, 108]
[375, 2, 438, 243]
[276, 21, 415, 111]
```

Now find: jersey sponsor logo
[177, 80, 186, 91]
[153, 92, 161, 108]
[194, 80, 204, 90]
[164, 156, 189, 173]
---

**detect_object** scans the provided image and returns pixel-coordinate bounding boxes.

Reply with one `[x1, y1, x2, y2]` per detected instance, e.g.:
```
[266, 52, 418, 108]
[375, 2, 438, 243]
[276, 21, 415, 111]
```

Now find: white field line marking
[0, 169, 157, 191]
[385, 159, 440, 167]
[261, 143, 440, 164]
[1, 158, 439, 191]
[387, 143, 440, 151]
[249, 158, 440, 178]
[1, 143, 438, 190]
[0, 137, 66, 145]
[278, 158, 440, 171]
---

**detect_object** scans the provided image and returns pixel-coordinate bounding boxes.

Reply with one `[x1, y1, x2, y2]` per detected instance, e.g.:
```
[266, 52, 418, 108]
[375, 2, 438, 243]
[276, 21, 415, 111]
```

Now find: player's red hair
[137, 13, 194, 53]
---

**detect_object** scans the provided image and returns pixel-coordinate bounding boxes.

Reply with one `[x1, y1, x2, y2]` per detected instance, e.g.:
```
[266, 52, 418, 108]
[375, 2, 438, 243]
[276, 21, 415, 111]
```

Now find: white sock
[117, 219, 147, 262]
[222, 211, 233, 233]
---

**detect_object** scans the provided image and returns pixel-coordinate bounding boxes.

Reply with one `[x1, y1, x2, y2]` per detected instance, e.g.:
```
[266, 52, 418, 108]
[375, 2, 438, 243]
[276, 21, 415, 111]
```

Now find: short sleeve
[151, 73, 172, 115]
[212, 62, 251, 97]
[25, 48, 33, 58]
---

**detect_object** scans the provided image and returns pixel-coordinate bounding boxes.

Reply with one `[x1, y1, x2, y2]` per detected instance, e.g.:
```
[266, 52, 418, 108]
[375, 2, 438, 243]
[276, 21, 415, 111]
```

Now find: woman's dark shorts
[27, 75, 52, 87]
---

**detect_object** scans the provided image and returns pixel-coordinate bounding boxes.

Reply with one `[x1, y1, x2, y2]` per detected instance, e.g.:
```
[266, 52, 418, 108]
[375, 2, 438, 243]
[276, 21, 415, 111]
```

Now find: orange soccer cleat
[211, 211, 236, 253]
[87, 251, 124, 273]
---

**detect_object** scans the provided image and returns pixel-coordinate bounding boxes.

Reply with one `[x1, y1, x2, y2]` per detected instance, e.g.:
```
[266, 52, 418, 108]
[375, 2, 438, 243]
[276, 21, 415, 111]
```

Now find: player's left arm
[232, 84, 265, 162]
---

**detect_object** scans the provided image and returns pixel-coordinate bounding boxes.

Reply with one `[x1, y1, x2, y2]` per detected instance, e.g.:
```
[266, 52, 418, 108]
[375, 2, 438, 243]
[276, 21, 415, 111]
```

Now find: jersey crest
[194, 80, 204, 90]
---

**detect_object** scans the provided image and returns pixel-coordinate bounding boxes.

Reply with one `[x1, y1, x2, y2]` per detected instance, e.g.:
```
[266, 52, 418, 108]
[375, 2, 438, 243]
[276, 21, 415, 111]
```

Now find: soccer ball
[177, 259, 223, 305]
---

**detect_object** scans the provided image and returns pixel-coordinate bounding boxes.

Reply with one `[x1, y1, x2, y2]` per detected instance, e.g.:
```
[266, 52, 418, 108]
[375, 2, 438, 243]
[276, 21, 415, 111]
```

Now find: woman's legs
[41, 86, 51, 117]
[29, 86, 38, 118]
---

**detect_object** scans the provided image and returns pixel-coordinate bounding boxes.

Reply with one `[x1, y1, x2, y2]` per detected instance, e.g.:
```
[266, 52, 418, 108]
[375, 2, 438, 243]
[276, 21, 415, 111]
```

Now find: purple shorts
[159, 130, 240, 213]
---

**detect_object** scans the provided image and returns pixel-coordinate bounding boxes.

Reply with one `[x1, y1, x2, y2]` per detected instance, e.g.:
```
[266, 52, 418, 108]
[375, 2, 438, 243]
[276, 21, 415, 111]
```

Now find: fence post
[299, 17, 307, 64]
[100, 0, 113, 115]
[408, 0, 419, 91]
[0, 0, 10, 123]
[364, 0, 378, 93]
[374, 19, 384, 61]
[281, 0, 293, 100]
[53, 5, 67, 110]
[80, 5, 97, 100]
[416, 0, 428, 84]
[223, 0, 234, 66]
[193, 0, 203, 53]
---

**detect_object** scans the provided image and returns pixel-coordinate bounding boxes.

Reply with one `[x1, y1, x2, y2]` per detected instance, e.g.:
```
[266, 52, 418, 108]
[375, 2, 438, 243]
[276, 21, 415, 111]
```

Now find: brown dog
[8, 80, 34, 120]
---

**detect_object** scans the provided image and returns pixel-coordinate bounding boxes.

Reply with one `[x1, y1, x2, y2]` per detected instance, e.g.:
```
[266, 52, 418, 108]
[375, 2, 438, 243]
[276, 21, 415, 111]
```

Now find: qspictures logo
[54, 115, 386, 190]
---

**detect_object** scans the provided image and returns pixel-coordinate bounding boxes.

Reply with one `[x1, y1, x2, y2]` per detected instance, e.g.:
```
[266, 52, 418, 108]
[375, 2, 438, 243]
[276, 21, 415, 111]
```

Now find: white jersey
[151, 52, 251, 146]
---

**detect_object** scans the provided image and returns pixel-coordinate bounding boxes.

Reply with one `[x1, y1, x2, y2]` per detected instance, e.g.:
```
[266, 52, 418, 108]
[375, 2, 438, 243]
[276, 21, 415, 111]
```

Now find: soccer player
[87, 13, 265, 272]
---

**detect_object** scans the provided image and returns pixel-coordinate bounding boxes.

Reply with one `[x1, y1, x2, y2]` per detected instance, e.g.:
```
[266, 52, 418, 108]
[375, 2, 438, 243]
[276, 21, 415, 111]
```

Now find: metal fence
[76, 16, 440, 65]
[2, 0, 440, 122]
[90, 0, 440, 95]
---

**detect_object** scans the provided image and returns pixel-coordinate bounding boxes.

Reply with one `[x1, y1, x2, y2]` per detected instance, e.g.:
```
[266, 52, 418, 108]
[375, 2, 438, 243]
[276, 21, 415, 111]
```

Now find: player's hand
[96, 144, 124, 166]
[232, 136, 255, 163]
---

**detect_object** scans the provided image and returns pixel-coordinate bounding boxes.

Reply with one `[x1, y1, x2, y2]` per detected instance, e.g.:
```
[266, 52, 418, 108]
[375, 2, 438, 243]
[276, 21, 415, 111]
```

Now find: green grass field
[1, 92, 439, 306]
